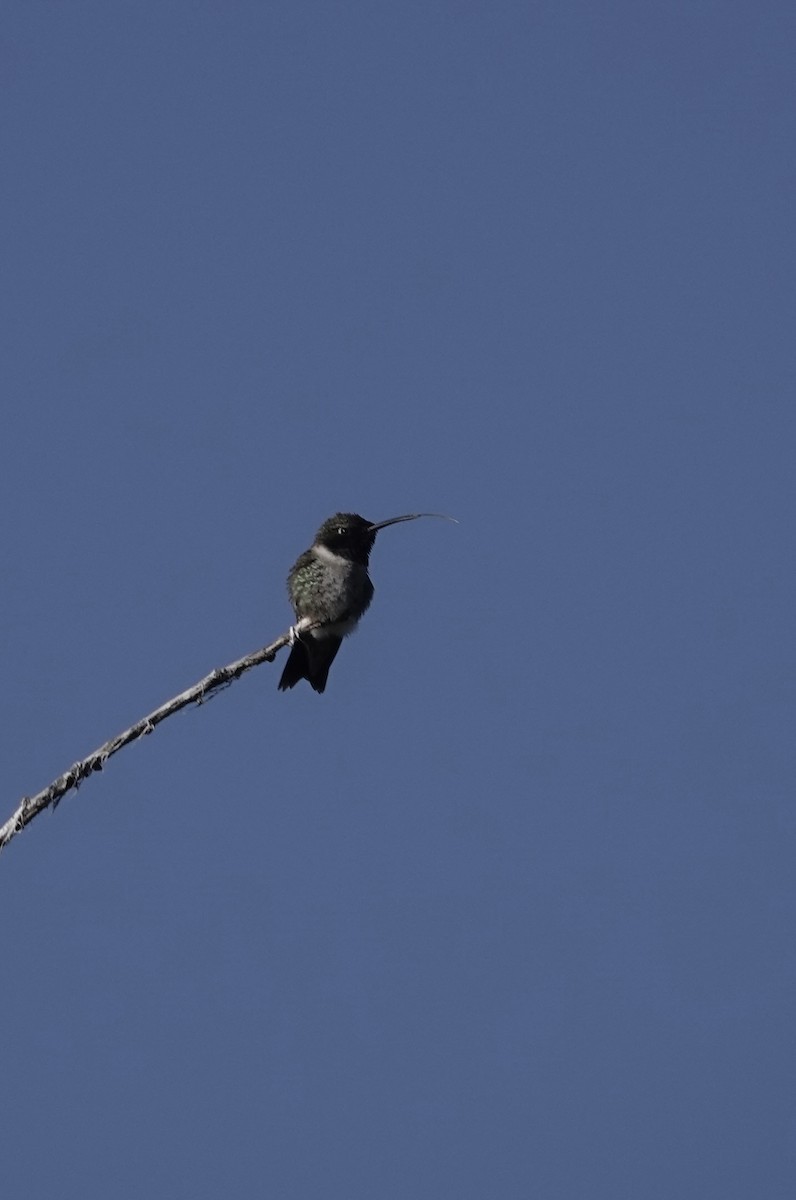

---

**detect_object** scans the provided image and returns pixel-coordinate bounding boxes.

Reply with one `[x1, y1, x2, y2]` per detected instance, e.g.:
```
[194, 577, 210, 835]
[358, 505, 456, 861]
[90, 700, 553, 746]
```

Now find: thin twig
[0, 628, 295, 850]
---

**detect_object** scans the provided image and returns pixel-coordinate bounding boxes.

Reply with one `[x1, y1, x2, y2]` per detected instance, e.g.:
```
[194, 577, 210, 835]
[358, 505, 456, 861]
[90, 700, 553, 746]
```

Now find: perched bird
[278, 511, 454, 693]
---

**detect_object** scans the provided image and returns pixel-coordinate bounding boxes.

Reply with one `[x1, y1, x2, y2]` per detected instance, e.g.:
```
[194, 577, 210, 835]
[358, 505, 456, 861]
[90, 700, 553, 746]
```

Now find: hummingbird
[278, 511, 455, 693]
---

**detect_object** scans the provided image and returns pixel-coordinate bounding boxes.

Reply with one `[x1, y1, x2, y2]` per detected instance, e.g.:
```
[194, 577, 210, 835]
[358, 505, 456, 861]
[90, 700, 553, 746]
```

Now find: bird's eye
[337, 527, 345, 536]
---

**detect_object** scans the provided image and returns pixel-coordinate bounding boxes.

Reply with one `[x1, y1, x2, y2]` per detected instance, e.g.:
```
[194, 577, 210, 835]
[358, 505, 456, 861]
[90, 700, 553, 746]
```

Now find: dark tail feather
[278, 642, 310, 691]
[278, 637, 342, 694]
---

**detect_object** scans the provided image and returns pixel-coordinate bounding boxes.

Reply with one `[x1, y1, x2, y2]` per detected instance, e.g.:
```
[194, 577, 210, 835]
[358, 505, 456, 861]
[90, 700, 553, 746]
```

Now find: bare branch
[0, 628, 295, 851]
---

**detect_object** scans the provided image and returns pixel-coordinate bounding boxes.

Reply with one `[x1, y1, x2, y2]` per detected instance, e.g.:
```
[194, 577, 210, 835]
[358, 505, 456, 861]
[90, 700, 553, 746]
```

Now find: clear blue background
[3, 3, 795, 1196]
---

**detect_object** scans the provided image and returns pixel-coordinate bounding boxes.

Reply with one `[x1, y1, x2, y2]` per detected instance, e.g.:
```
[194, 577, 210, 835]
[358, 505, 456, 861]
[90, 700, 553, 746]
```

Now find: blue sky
[2, 2, 795, 1196]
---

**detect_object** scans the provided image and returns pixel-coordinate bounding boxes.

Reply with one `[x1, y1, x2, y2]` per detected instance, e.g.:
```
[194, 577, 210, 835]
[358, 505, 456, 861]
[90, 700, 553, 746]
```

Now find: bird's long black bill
[368, 512, 458, 532]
